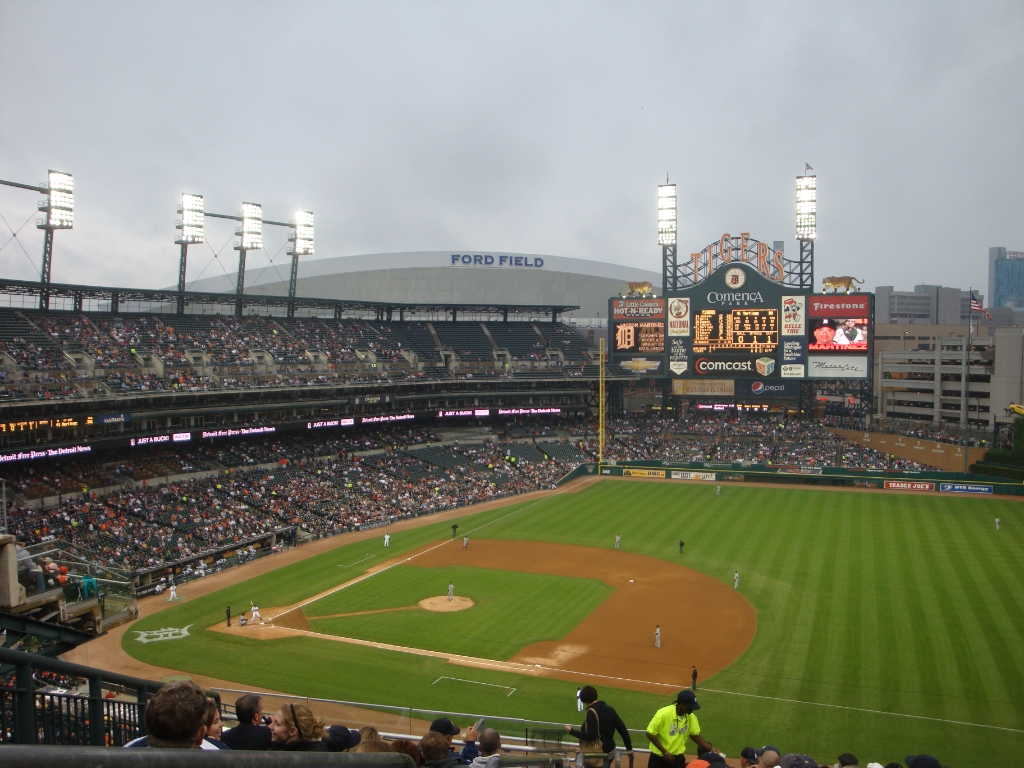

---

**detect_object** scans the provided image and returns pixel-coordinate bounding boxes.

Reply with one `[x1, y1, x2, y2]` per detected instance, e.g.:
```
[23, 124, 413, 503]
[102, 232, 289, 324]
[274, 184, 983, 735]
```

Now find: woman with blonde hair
[354, 740, 395, 753]
[269, 703, 328, 751]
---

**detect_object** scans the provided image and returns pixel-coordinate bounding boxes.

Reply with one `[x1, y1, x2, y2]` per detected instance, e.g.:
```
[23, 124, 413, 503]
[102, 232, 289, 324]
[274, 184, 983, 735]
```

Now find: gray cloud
[0, 1, 1021, 295]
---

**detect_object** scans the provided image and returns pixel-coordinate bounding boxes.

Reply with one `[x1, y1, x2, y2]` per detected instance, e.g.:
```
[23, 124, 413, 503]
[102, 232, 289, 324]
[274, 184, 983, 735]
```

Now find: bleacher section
[544, 443, 588, 463]
[0, 311, 597, 397]
[535, 323, 593, 360]
[487, 323, 547, 360]
[507, 444, 547, 463]
[432, 323, 495, 361]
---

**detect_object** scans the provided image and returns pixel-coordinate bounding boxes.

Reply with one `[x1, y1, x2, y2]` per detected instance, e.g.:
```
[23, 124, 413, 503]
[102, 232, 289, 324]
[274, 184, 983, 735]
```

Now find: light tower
[795, 172, 816, 291]
[287, 210, 314, 317]
[234, 202, 262, 315]
[36, 171, 75, 310]
[658, 182, 677, 295]
[174, 193, 204, 314]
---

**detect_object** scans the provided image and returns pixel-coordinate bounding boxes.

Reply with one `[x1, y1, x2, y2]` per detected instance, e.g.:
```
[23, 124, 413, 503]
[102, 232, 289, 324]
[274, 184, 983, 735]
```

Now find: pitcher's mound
[419, 596, 474, 612]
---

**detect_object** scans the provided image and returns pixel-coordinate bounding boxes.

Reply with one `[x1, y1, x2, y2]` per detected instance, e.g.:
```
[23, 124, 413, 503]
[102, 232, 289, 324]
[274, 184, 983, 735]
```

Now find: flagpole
[964, 288, 971, 477]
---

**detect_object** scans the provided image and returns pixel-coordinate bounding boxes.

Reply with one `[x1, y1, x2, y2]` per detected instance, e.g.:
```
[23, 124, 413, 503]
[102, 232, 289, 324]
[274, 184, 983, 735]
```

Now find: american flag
[971, 295, 992, 320]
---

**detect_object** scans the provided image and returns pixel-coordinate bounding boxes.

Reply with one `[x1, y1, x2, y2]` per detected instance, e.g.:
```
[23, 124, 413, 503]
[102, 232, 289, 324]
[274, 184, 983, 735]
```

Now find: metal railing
[0, 646, 164, 746]
[0, 746, 416, 768]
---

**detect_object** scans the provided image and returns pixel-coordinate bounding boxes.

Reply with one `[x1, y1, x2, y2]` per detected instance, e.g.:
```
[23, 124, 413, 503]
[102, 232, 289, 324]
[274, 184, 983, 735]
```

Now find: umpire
[645, 690, 719, 767]
[564, 686, 632, 762]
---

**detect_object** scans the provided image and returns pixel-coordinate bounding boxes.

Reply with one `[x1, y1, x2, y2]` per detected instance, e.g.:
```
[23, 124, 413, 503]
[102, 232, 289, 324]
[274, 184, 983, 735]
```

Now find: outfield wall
[827, 429, 986, 473]
[560, 460, 1024, 496]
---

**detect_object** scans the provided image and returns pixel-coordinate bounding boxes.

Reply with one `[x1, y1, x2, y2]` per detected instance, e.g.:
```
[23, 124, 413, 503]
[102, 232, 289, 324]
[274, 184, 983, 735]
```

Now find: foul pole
[598, 336, 606, 469]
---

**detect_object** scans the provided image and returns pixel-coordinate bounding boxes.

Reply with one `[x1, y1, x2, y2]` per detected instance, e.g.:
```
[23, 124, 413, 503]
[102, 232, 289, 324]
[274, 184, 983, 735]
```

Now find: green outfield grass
[305, 564, 612, 659]
[124, 481, 1024, 766]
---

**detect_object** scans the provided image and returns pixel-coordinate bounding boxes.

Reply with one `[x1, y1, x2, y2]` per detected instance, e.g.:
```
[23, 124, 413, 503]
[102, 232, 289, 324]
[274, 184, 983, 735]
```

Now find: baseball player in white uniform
[996, 517, 1001, 531]
[250, 602, 262, 622]
[576, 688, 584, 712]
[463, 535, 469, 549]
[734, 571, 740, 589]
[655, 625, 661, 648]
[447, 582, 454, 601]
[614, 534, 621, 550]
[167, 583, 178, 601]
[716, 485, 721, 496]
[384, 533, 391, 547]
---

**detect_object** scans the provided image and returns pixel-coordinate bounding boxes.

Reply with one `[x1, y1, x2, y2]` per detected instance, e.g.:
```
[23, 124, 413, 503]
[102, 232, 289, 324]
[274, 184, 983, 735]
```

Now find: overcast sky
[1, 2, 1021, 297]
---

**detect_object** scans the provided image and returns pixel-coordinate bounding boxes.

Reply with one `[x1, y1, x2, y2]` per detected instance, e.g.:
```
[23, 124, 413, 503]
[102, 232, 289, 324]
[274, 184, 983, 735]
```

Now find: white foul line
[338, 554, 374, 568]
[434, 676, 516, 697]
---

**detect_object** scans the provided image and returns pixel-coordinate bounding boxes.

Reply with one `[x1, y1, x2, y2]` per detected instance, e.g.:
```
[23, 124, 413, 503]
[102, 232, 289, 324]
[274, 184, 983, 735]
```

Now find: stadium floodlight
[37, 170, 74, 230]
[289, 210, 314, 256]
[657, 184, 676, 246]
[175, 193, 205, 244]
[236, 202, 263, 251]
[796, 175, 816, 240]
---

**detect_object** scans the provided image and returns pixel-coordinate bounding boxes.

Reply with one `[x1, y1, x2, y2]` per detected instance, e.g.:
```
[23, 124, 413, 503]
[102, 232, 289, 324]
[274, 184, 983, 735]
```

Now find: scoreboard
[691, 308, 779, 354]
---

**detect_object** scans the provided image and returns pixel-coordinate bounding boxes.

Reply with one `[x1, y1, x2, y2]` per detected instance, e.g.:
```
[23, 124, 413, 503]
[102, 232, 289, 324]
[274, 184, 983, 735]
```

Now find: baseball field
[119, 479, 1024, 766]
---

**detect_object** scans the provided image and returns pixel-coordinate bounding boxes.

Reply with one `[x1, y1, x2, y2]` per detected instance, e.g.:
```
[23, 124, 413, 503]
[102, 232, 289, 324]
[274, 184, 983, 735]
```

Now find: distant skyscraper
[989, 247, 1024, 309]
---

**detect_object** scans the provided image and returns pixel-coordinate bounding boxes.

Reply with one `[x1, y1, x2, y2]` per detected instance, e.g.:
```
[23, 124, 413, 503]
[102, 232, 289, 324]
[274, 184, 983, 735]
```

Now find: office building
[988, 247, 1024, 309]
[874, 285, 982, 325]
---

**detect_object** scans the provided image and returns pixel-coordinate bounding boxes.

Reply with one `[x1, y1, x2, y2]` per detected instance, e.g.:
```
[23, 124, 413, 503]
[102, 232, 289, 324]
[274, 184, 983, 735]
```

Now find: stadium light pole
[286, 210, 314, 318]
[0, 170, 74, 311]
[796, 172, 816, 291]
[234, 202, 262, 316]
[174, 193, 204, 314]
[658, 182, 677, 296]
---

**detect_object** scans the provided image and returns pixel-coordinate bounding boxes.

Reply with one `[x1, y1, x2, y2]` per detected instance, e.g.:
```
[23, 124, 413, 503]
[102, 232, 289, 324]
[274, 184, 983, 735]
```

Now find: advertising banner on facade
[807, 355, 869, 378]
[671, 378, 735, 396]
[667, 297, 691, 337]
[781, 296, 806, 336]
[670, 471, 717, 480]
[884, 480, 936, 491]
[623, 468, 665, 478]
[939, 482, 994, 494]
[807, 295, 870, 318]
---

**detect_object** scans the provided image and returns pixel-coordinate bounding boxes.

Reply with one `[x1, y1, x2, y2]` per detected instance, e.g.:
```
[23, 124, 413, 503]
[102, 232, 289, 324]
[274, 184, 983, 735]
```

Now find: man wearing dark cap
[645, 690, 720, 768]
[779, 754, 818, 768]
[430, 717, 480, 765]
[905, 755, 945, 768]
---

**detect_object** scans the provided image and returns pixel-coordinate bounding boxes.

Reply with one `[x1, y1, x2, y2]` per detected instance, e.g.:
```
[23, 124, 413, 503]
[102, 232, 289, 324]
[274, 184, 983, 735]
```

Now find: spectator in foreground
[421, 731, 462, 768]
[429, 717, 480, 764]
[565, 685, 632, 762]
[779, 755, 818, 768]
[325, 724, 363, 752]
[125, 679, 213, 749]
[758, 749, 781, 767]
[837, 754, 859, 767]
[645, 690, 720, 768]
[269, 703, 327, 751]
[221, 693, 272, 750]
[470, 728, 503, 768]
[360, 726, 383, 742]
[390, 738, 422, 764]
[905, 756, 943, 768]
[203, 697, 230, 749]
[354, 740, 395, 753]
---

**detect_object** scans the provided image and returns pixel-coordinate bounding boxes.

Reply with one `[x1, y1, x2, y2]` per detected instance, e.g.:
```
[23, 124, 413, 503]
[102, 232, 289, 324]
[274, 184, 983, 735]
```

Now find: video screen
[613, 321, 665, 354]
[808, 317, 868, 352]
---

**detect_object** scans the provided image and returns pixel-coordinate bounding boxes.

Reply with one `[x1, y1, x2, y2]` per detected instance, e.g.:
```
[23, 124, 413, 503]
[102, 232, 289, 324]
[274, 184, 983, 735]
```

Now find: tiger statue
[625, 281, 654, 297]
[821, 276, 865, 294]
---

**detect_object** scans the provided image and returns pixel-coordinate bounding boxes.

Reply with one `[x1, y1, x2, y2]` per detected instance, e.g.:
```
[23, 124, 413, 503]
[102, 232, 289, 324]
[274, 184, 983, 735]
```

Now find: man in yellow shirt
[645, 690, 720, 768]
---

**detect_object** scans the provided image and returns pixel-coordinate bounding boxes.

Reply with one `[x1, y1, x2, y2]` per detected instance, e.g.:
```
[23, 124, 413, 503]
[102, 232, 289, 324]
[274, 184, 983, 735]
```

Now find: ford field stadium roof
[183, 251, 661, 319]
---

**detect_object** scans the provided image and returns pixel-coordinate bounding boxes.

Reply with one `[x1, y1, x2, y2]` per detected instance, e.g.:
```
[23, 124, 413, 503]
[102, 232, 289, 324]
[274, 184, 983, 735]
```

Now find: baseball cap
[672, 689, 701, 710]
[430, 717, 462, 736]
[324, 725, 361, 751]
[780, 755, 819, 768]
[904, 756, 944, 768]
[741, 747, 759, 762]
[699, 752, 726, 764]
